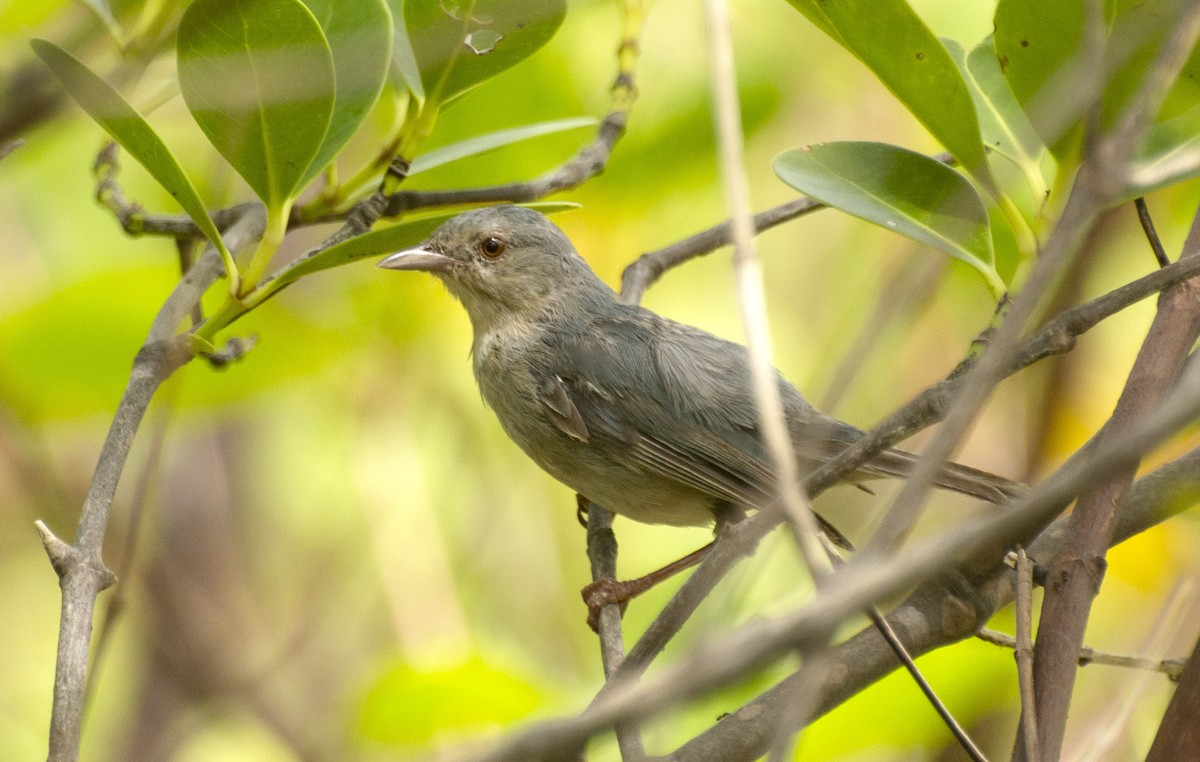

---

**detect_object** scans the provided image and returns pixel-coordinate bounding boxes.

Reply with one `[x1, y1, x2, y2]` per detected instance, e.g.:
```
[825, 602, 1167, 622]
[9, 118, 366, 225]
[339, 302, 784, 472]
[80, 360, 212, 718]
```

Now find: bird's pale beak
[378, 246, 454, 272]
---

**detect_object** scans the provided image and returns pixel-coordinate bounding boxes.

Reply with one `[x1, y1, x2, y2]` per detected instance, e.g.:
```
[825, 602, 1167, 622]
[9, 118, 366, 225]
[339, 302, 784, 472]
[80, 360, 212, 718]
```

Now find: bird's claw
[581, 576, 642, 632]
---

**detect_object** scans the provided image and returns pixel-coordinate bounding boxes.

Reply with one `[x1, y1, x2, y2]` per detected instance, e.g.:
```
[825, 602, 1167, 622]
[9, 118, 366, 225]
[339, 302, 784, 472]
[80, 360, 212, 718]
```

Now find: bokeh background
[2, 0, 1199, 758]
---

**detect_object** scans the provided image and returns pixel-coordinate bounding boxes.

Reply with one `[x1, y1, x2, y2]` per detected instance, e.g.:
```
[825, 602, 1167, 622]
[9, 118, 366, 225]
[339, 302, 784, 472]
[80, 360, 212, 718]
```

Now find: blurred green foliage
[2, 0, 1198, 759]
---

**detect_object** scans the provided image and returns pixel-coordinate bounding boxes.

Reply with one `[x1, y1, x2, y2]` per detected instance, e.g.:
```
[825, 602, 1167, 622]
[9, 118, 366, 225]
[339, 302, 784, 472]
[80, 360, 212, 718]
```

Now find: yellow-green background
[1, 0, 1197, 759]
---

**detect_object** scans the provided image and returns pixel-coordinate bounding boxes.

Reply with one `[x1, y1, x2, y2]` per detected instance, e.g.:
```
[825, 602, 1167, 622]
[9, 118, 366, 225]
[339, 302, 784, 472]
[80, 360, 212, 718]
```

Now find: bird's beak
[377, 246, 454, 272]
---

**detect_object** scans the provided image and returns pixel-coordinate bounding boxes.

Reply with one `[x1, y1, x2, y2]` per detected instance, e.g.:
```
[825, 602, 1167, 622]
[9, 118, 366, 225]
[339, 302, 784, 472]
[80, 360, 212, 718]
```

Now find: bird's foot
[581, 576, 642, 632]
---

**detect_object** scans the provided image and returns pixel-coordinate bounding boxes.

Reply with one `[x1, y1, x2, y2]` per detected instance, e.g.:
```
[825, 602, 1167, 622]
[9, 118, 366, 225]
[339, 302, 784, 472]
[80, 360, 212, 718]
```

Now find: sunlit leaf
[268, 201, 580, 289]
[944, 37, 1045, 179]
[405, 0, 566, 108]
[177, 0, 336, 209]
[785, 0, 995, 194]
[774, 142, 1001, 292]
[409, 116, 596, 175]
[30, 39, 228, 257]
[299, 0, 394, 187]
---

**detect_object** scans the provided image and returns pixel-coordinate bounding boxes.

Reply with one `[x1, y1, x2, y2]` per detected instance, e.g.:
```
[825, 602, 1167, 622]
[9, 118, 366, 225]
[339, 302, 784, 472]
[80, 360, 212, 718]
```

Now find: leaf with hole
[405, 0, 566, 109]
[31, 39, 228, 260]
[177, 0, 336, 209]
[774, 142, 1002, 294]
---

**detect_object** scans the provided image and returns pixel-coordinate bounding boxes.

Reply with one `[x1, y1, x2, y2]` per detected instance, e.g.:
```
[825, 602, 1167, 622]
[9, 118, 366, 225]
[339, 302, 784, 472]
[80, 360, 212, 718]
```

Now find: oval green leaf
[774, 142, 1001, 293]
[267, 201, 580, 290]
[177, 0, 336, 209]
[298, 0, 393, 187]
[409, 116, 597, 175]
[785, 0, 995, 195]
[31, 39, 229, 260]
[405, 0, 566, 108]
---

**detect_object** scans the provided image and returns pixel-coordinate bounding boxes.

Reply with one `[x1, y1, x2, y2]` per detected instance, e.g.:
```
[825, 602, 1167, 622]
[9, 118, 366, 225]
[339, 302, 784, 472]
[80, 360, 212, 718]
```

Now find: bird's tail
[864, 448, 1027, 504]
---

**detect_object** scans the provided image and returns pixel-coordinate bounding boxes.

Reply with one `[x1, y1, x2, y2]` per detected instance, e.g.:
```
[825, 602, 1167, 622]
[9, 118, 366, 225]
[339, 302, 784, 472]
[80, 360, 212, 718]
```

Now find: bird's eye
[480, 236, 506, 258]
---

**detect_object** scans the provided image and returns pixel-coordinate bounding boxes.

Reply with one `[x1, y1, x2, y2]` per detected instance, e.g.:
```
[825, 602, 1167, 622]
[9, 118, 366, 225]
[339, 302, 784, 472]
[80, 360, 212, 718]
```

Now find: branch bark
[39, 207, 265, 761]
[1019, 204, 1200, 760]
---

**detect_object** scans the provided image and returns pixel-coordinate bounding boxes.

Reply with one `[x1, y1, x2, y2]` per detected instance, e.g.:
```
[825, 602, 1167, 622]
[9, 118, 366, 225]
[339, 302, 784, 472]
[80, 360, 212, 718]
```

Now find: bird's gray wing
[538, 309, 810, 510]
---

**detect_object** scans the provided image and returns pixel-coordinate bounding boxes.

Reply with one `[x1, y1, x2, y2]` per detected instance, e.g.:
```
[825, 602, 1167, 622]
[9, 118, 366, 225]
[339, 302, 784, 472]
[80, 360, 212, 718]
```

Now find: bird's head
[378, 205, 610, 328]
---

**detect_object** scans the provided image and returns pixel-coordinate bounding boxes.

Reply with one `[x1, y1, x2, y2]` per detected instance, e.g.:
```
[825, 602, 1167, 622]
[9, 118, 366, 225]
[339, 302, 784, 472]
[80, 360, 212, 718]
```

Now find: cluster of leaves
[33, 0, 579, 345]
[774, 0, 1200, 299]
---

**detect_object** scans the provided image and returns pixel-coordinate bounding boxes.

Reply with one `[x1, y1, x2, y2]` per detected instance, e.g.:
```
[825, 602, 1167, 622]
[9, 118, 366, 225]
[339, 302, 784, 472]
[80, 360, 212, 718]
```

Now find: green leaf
[944, 38, 1045, 178]
[785, 0, 995, 195]
[385, 0, 425, 103]
[409, 116, 596, 175]
[30, 39, 228, 258]
[267, 201, 580, 290]
[405, 0, 566, 108]
[995, 0, 1200, 162]
[774, 142, 1001, 293]
[298, 0, 394, 187]
[177, 0, 336, 209]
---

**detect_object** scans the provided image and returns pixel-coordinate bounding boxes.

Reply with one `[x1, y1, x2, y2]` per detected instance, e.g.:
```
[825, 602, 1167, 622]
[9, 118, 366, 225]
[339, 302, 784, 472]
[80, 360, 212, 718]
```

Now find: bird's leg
[579, 501, 743, 631]
[581, 541, 715, 632]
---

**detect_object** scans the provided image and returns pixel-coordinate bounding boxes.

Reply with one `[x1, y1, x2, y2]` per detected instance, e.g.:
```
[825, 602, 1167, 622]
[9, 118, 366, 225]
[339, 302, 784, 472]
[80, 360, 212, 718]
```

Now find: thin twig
[703, 0, 826, 580]
[1070, 583, 1192, 761]
[870, 606, 989, 762]
[584, 499, 645, 761]
[1136, 197, 1172, 267]
[976, 630, 1186, 682]
[1014, 547, 1041, 762]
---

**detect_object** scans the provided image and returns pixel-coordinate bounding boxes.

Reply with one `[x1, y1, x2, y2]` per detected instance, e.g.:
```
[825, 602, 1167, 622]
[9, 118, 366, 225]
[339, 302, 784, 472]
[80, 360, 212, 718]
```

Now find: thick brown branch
[1022, 203, 1200, 759]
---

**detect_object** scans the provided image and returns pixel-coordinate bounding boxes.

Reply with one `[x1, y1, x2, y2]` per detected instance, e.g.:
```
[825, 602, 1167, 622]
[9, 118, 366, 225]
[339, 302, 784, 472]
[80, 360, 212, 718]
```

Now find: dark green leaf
[299, 0, 394, 187]
[774, 142, 1001, 292]
[31, 39, 227, 257]
[405, 0, 566, 108]
[785, 0, 995, 194]
[177, 0, 336, 209]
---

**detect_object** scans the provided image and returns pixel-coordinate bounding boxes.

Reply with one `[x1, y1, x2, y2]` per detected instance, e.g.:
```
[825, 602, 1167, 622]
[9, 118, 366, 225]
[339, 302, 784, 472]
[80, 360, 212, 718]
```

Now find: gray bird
[379, 205, 1019, 550]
